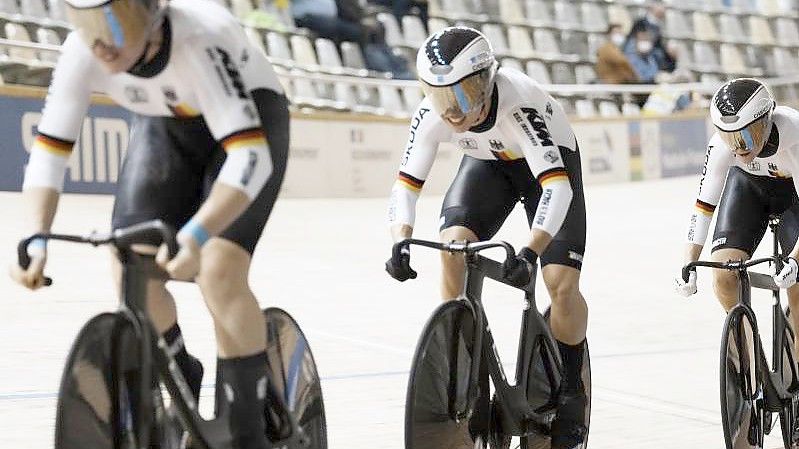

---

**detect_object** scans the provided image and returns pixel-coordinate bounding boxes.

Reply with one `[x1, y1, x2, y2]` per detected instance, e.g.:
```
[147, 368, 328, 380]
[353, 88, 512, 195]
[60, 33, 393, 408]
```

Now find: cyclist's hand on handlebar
[386, 246, 417, 282]
[9, 239, 47, 290]
[156, 233, 201, 281]
[774, 257, 799, 289]
[502, 247, 537, 288]
[674, 267, 697, 297]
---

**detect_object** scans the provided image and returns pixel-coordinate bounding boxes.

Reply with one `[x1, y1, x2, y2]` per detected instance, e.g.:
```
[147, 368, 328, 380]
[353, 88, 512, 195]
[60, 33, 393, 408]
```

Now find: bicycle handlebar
[682, 256, 781, 291]
[392, 238, 516, 265]
[17, 220, 179, 287]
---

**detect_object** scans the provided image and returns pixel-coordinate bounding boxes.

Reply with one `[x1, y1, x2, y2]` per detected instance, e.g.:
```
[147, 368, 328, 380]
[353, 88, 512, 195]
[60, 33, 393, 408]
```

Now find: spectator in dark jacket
[369, 0, 429, 33]
[626, 0, 677, 72]
[291, 0, 362, 44]
[362, 19, 415, 79]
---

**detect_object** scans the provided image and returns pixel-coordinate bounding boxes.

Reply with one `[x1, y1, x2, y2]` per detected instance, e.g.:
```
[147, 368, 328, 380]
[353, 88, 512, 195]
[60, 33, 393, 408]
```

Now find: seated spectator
[362, 20, 415, 79]
[625, 29, 659, 84]
[369, 0, 429, 33]
[627, 0, 677, 73]
[291, 0, 362, 44]
[596, 23, 639, 84]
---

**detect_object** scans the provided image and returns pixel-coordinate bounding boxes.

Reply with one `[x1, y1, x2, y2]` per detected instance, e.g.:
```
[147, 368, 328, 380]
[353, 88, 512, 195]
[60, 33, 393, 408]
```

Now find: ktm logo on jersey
[520, 107, 554, 147]
[208, 47, 248, 100]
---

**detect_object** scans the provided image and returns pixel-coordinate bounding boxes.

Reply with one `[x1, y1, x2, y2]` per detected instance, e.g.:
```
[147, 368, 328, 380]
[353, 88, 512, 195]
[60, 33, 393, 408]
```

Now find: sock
[557, 339, 585, 394]
[219, 352, 269, 449]
[163, 324, 203, 399]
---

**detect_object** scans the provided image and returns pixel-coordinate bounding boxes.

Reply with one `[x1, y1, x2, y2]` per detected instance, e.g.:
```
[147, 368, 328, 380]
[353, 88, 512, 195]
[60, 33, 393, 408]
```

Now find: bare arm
[23, 187, 60, 234]
[191, 183, 250, 237]
[391, 224, 413, 242]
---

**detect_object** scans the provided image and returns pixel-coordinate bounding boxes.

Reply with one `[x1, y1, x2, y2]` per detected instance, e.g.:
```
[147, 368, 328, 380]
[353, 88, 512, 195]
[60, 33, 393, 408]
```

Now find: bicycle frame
[396, 239, 563, 436]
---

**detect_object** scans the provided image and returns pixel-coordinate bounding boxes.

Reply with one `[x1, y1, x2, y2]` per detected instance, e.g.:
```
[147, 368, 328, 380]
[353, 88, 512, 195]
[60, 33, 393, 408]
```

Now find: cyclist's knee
[197, 240, 250, 297]
[712, 270, 738, 309]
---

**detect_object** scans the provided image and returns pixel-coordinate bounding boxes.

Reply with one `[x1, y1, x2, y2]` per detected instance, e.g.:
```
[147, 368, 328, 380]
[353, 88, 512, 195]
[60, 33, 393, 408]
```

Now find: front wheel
[721, 307, 764, 449]
[405, 300, 489, 449]
[779, 308, 799, 448]
[263, 307, 327, 448]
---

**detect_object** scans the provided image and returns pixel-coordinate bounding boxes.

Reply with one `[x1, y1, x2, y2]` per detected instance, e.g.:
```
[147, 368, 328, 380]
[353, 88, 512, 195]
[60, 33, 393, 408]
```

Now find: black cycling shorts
[111, 89, 290, 254]
[439, 148, 586, 270]
[712, 166, 799, 255]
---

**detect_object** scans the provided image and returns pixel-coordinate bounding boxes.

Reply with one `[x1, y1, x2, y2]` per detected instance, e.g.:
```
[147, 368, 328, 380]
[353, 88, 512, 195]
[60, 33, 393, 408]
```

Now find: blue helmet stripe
[452, 83, 471, 113]
[103, 5, 126, 47]
[741, 128, 754, 149]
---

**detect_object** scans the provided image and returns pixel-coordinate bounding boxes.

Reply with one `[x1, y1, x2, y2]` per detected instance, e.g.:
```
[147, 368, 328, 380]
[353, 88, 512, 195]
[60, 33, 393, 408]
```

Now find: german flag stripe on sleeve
[34, 133, 75, 157]
[538, 168, 569, 186]
[221, 128, 267, 152]
[398, 171, 424, 193]
[168, 103, 201, 118]
[491, 150, 514, 161]
[695, 199, 716, 216]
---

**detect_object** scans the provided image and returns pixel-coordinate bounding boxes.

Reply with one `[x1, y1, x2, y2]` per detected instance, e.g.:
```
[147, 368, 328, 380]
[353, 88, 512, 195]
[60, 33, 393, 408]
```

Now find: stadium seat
[379, 85, 406, 116]
[290, 34, 319, 67]
[525, 0, 553, 27]
[580, 3, 608, 33]
[0, 0, 17, 14]
[575, 99, 597, 118]
[21, 0, 47, 19]
[622, 102, 641, 116]
[315, 38, 343, 70]
[748, 16, 776, 45]
[553, 1, 581, 30]
[607, 5, 632, 33]
[402, 15, 428, 48]
[500, 57, 523, 72]
[47, 0, 66, 22]
[230, 0, 254, 21]
[757, 0, 782, 15]
[700, 73, 721, 84]
[665, 10, 693, 39]
[533, 29, 563, 59]
[244, 27, 268, 57]
[575, 65, 596, 84]
[775, 18, 799, 47]
[771, 47, 799, 75]
[4, 23, 37, 62]
[481, 24, 510, 57]
[499, 0, 525, 25]
[667, 40, 693, 69]
[718, 15, 747, 44]
[720, 44, 748, 74]
[36, 27, 61, 63]
[598, 101, 621, 117]
[692, 12, 719, 42]
[402, 86, 424, 111]
[341, 41, 367, 69]
[551, 62, 576, 84]
[427, 17, 450, 33]
[692, 41, 722, 73]
[526, 60, 552, 84]
[377, 13, 404, 48]
[728, 0, 757, 13]
[743, 45, 768, 73]
[507, 26, 535, 59]
[266, 32, 292, 61]
[561, 31, 588, 58]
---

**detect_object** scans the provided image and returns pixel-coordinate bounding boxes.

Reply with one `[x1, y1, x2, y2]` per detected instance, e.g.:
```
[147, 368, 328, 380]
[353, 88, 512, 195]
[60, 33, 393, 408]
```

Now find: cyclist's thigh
[776, 191, 799, 254]
[204, 89, 290, 254]
[112, 115, 202, 246]
[439, 156, 518, 241]
[711, 167, 770, 256]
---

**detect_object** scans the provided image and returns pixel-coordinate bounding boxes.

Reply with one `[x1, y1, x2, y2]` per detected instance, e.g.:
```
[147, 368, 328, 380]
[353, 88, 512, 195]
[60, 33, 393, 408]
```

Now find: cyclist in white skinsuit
[386, 27, 588, 449]
[9, 1, 288, 447]
[676, 78, 799, 354]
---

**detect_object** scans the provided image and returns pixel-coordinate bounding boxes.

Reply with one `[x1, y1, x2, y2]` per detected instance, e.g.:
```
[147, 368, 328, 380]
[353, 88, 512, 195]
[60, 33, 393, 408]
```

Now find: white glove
[774, 257, 799, 289]
[675, 269, 697, 297]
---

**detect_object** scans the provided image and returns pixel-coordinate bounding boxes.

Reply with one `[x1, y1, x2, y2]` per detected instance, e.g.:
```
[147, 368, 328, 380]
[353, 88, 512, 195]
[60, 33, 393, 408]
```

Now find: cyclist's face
[441, 103, 487, 133]
[91, 37, 149, 73]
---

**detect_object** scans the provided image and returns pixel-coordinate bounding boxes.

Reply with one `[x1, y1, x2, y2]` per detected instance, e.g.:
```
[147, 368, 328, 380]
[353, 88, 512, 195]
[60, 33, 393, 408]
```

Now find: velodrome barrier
[0, 83, 713, 198]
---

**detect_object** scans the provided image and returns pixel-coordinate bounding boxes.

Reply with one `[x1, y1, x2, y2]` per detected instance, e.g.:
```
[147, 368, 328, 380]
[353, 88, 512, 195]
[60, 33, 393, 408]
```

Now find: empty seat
[728, 0, 757, 12]
[560, 31, 587, 57]
[744, 45, 768, 72]
[757, 0, 782, 15]
[771, 47, 799, 75]
[440, 0, 471, 16]
[341, 41, 366, 69]
[553, 1, 580, 30]
[581, 3, 608, 33]
[533, 29, 562, 58]
[748, 16, 775, 45]
[377, 12, 404, 47]
[5, 23, 37, 61]
[481, 24, 510, 56]
[665, 10, 692, 39]
[551, 62, 575, 84]
[700, 73, 721, 84]
[692, 12, 719, 42]
[47, 0, 66, 21]
[427, 17, 450, 34]
[36, 27, 61, 63]
[718, 15, 747, 44]
[402, 86, 424, 112]
[315, 38, 343, 69]
[0, 0, 19, 14]
[379, 85, 406, 115]
[500, 57, 523, 71]
[402, 15, 428, 48]
[622, 102, 641, 116]
[244, 28, 267, 57]
[290, 34, 318, 66]
[720, 44, 748, 74]
[775, 18, 799, 47]
[526, 60, 551, 84]
[692, 42, 722, 72]
[230, 0, 254, 20]
[525, 0, 553, 26]
[266, 32, 292, 61]
[598, 101, 621, 117]
[575, 65, 596, 84]
[575, 99, 597, 118]
[499, 0, 525, 25]
[607, 5, 632, 33]
[507, 26, 535, 59]
[21, 0, 47, 18]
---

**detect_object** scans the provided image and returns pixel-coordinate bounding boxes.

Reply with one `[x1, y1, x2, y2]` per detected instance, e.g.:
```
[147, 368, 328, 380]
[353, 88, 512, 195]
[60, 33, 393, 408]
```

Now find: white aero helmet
[416, 26, 498, 122]
[710, 78, 776, 155]
[63, 0, 161, 52]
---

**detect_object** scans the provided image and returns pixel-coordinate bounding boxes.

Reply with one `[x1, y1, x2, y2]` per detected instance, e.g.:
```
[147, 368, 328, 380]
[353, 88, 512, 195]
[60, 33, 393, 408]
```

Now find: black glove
[386, 246, 417, 282]
[503, 247, 538, 287]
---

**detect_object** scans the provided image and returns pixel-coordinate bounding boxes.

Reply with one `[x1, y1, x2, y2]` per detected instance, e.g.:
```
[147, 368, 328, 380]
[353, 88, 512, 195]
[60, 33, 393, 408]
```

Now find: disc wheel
[522, 307, 591, 449]
[405, 300, 489, 449]
[721, 308, 764, 449]
[263, 307, 327, 448]
[55, 313, 159, 449]
[780, 307, 799, 449]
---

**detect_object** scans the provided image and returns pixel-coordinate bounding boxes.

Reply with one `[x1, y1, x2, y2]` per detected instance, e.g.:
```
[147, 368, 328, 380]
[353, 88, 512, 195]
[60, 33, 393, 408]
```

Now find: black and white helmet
[710, 78, 776, 155]
[416, 27, 498, 123]
[64, 0, 162, 52]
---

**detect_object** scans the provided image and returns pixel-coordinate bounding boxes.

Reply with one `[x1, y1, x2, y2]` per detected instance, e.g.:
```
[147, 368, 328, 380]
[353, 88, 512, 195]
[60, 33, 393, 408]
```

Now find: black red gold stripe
[695, 199, 716, 216]
[538, 168, 569, 186]
[491, 150, 514, 161]
[167, 103, 200, 118]
[34, 133, 74, 157]
[220, 128, 267, 152]
[397, 171, 424, 193]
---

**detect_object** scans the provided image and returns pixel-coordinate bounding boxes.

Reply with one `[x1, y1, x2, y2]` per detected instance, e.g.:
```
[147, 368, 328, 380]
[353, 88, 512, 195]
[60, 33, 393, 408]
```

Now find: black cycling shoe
[184, 355, 204, 402]
[550, 388, 587, 449]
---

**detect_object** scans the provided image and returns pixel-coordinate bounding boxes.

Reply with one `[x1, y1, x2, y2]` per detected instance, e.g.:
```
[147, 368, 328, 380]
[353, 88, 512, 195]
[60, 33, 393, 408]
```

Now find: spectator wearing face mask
[625, 29, 659, 84]
[627, 0, 677, 72]
[596, 23, 639, 84]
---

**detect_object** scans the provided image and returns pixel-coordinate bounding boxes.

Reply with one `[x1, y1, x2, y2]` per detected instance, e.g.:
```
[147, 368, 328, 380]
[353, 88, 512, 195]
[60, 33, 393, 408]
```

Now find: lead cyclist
[8, 1, 289, 448]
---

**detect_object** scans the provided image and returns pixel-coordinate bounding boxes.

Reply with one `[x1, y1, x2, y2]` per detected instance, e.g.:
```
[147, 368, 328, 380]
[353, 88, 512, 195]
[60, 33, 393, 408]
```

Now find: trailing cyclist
[8, 1, 288, 448]
[386, 26, 589, 448]
[675, 78, 799, 360]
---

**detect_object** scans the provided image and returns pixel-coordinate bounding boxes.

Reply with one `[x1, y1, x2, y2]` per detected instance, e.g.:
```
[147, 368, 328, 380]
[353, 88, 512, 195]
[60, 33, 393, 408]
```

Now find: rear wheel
[263, 307, 327, 448]
[405, 300, 489, 449]
[721, 307, 764, 449]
